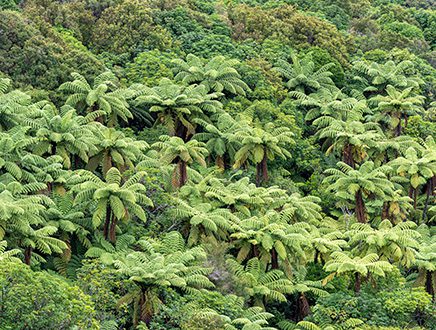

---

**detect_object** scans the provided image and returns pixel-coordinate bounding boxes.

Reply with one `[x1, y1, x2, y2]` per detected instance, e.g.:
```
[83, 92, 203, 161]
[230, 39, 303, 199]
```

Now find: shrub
[0, 261, 98, 330]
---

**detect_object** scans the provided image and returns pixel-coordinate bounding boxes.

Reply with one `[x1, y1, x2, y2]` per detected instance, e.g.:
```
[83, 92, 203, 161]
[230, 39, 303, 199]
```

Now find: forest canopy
[0, 0, 435, 329]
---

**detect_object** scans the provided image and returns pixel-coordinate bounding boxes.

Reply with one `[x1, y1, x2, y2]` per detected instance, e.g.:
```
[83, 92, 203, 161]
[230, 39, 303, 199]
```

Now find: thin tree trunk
[72, 154, 81, 170]
[261, 150, 268, 183]
[51, 141, 57, 155]
[135, 290, 146, 327]
[255, 162, 262, 187]
[314, 249, 319, 264]
[216, 155, 225, 170]
[425, 270, 434, 299]
[103, 151, 112, 175]
[296, 293, 310, 321]
[354, 272, 361, 293]
[175, 118, 189, 141]
[394, 113, 402, 137]
[109, 217, 118, 243]
[252, 245, 259, 258]
[394, 123, 402, 137]
[423, 176, 435, 221]
[409, 186, 417, 210]
[382, 201, 390, 221]
[103, 206, 111, 240]
[355, 190, 367, 223]
[409, 186, 414, 198]
[270, 248, 279, 269]
[179, 160, 188, 187]
[413, 188, 417, 210]
[343, 144, 355, 168]
[24, 246, 32, 265]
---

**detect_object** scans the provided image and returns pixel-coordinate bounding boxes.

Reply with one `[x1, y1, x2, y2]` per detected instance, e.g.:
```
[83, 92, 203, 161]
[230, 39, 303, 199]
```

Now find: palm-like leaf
[173, 54, 250, 96]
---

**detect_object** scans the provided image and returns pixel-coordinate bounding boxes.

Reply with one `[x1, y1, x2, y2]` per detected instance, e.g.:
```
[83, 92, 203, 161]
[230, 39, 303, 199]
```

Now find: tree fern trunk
[409, 186, 417, 210]
[179, 160, 188, 187]
[296, 292, 310, 321]
[175, 118, 188, 141]
[425, 270, 434, 299]
[109, 216, 118, 243]
[135, 290, 146, 327]
[355, 190, 367, 223]
[24, 246, 32, 265]
[51, 141, 57, 156]
[314, 249, 319, 264]
[394, 113, 402, 137]
[92, 103, 104, 123]
[72, 154, 81, 170]
[423, 176, 435, 221]
[413, 188, 417, 210]
[343, 144, 355, 168]
[252, 245, 259, 258]
[255, 162, 262, 187]
[270, 248, 279, 269]
[102, 151, 112, 176]
[382, 201, 390, 221]
[261, 149, 268, 183]
[354, 272, 361, 293]
[216, 155, 225, 170]
[103, 205, 111, 240]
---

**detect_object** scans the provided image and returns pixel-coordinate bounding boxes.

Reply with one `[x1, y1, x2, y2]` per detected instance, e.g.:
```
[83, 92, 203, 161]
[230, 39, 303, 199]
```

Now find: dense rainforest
[0, 0, 435, 329]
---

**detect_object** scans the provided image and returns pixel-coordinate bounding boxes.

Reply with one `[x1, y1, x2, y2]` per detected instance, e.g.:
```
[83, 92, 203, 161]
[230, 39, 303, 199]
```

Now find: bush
[0, 10, 104, 90]
[89, 0, 173, 56]
[0, 261, 98, 330]
[148, 288, 243, 330]
[309, 287, 434, 328]
[0, 0, 19, 10]
[76, 260, 132, 327]
[125, 50, 177, 85]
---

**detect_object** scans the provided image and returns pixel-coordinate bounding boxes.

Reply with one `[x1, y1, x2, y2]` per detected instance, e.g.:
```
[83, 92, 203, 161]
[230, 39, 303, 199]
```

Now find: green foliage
[383, 21, 424, 40]
[77, 260, 132, 327]
[0, 240, 20, 262]
[88, 126, 149, 175]
[0, 10, 103, 90]
[125, 50, 177, 86]
[324, 252, 393, 287]
[324, 161, 395, 223]
[309, 287, 434, 328]
[152, 135, 208, 187]
[228, 4, 348, 64]
[227, 257, 294, 306]
[0, 0, 18, 10]
[89, 0, 173, 56]
[346, 220, 420, 267]
[135, 78, 223, 138]
[111, 231, 214, 325]
[180, 33, 239, 59]
[70, 167, 153, 242]
[59, 71, 134, 127]
[0, 261, 98, 329]
[232, 120, 294, 185]
[29, 103, 99, 168]
[274, 53, 336, 94]
[173, 54, 250, 96]
[0, 1, 435, 329]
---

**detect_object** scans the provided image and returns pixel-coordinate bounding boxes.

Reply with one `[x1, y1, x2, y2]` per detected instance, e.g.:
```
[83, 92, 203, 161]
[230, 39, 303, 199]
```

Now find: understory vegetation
[0, 0, 435, 329]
